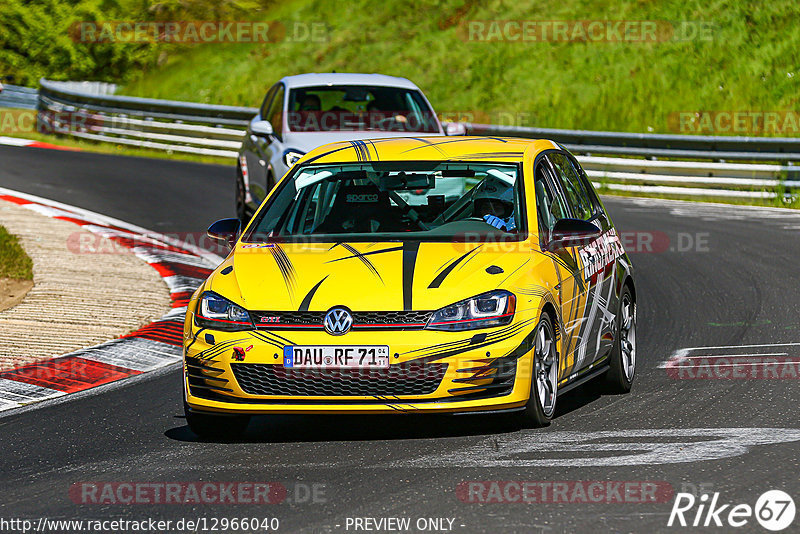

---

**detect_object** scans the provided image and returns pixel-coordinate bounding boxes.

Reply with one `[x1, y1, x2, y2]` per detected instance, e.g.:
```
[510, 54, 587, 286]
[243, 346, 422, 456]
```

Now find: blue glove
[506, 215, 517, 231]
[483, 214, 508, 230]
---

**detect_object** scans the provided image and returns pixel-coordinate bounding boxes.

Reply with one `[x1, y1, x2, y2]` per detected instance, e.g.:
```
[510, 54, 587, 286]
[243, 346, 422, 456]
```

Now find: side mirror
[547, 218, 601, 251]
[444, 122, 467, 136]
[251, 119, 274, 137]
[207, 218, 241, 249]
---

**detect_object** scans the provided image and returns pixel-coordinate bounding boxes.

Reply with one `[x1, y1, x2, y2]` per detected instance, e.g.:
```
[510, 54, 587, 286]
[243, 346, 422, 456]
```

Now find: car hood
[209, 241, 542, 312]
[283, 130, 443, 156]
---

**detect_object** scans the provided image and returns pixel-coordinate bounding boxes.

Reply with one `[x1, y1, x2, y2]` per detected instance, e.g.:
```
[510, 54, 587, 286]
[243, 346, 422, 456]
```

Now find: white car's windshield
[244, 162, 525, 242]
[286, 85, 439, 133]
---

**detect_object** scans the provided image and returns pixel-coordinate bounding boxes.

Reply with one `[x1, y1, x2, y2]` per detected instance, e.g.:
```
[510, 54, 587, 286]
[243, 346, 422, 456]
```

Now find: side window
[534, 161, 569, 241]
[567, 154, 604, 215]
[549, 152, 593, 221]
[260, 85, 278, 119]
[266, 84, 285, 140]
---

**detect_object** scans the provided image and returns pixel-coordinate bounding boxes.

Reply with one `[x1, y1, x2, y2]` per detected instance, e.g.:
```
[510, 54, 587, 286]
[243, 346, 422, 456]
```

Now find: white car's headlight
[426, 290, 516, 331]
[195, 292, 252, 331]
[283, 149, 305, 168]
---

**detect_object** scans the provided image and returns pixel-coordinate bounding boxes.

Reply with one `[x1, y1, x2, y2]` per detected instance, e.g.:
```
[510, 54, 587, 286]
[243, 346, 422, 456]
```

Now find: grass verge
[598, 188, 800, 209]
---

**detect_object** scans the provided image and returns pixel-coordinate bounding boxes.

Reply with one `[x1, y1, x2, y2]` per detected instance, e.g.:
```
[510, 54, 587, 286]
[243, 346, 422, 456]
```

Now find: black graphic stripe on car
[427, 247, 481, 288]
[400, 137, 510, 154]
[269, 245, 297, 295]
[496, 258, 531, 287]
[412, 319, 537, 364]
[339, 243, 384, 283]
[250, 328, 295, 346]
[349, 140, 370, 162]
[404, 137, 448, 156]
[402, 242, 421, 310]
[400, 318, 536, 360]
[298, 276, 329, 312]
[302, 144, 355, 165]
[327, 245, 404, 263]
[249, 330, 290, 350]
[196, 338, 249, 360]
[366, 139, 380, 160]
[458, 152, 526, 159]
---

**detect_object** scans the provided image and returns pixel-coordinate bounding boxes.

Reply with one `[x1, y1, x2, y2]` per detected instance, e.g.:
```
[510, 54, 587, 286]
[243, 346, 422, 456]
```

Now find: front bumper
[183, 316, 538, 415]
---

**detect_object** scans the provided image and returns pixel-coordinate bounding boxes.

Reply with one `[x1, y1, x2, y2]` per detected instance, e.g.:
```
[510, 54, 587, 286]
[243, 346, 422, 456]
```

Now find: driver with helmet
[472, 179, 517, 231]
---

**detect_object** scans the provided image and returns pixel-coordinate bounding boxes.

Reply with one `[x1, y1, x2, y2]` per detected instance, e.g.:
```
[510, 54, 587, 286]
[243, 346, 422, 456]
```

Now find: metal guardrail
[28, 78, 800, 201]
[37, 78, 254, 158]
[462, 124, 800, 200]
[0, 84, 38, 110]
[39, 79, 257, 124]
[465, 123, 800, 163]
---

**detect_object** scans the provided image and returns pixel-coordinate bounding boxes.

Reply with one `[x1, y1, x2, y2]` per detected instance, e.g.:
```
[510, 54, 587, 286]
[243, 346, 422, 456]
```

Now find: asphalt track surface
[1, 144, 799, 533]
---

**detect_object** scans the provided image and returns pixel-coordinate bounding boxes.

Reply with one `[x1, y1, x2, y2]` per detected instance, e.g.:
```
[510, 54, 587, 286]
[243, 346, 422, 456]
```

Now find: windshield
[244, 162, 525, 242]
[286, 85, 439, 133]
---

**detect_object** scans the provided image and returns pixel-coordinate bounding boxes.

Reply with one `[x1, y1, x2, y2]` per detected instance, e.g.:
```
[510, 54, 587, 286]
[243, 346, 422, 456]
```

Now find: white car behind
[236, 72, 465, 221]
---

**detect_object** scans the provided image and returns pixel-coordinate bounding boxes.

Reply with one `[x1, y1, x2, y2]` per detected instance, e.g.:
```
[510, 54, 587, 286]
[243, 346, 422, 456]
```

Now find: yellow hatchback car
[183, 137, 636, 438]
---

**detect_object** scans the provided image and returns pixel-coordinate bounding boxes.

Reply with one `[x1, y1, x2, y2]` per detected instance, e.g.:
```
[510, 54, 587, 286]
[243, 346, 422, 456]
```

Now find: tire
[603, 285, 636, 393]
[235, 166, 249, 225]
[516, 313, 559, 427]
[184, 401, 250, 440]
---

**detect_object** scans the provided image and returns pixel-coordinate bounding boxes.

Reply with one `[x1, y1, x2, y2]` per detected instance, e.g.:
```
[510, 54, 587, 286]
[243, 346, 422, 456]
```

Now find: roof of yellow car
[300, 136, 560, 165]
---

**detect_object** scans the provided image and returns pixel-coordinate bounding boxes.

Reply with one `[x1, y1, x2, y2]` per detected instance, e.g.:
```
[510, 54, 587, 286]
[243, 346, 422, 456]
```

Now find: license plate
[283, 345, 390, 369]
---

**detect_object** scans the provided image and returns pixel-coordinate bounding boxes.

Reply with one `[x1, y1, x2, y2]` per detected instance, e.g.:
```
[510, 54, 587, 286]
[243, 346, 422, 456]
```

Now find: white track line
[682, 352, 790, 359]
[0, 186, 225, 265]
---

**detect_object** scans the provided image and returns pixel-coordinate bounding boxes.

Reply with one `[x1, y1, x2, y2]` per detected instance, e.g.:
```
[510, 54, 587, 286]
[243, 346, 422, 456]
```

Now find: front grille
[231, 362, 447, 397]
[251, 310, 432, 330]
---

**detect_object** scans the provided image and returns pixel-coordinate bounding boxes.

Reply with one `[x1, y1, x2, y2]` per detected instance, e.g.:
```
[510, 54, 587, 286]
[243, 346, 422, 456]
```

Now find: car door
[533, 156, 589, 378]
[247, 83, 285, 204]
[548, 151, 617, 371]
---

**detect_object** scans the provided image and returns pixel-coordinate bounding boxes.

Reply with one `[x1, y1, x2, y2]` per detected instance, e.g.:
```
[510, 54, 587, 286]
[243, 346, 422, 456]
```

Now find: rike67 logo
[668, 490, 795, 531]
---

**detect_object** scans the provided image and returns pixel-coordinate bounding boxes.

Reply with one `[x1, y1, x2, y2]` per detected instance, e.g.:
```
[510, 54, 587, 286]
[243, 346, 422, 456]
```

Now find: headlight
[283, 149, 305, 168]
[194, 292, 253, 331]
[426, 290, 516, 331]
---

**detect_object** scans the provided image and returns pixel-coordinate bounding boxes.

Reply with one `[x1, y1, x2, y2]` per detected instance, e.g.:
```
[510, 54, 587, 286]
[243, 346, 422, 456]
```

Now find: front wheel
[516, 313, 559, 427]
[184, 401, 250, 440]
[603, 285, 636, 393]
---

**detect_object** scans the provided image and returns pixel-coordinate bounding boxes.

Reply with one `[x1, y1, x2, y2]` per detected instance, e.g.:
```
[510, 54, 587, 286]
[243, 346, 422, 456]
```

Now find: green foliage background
[0, 0, 272, 86]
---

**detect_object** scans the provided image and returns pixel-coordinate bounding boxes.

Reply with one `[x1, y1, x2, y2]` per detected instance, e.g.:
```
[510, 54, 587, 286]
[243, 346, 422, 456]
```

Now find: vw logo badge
[323, 308, 353, 336]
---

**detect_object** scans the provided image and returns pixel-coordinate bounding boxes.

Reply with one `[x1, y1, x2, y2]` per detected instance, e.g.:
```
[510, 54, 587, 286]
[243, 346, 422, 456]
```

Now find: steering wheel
[376, 115, 405, 129]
